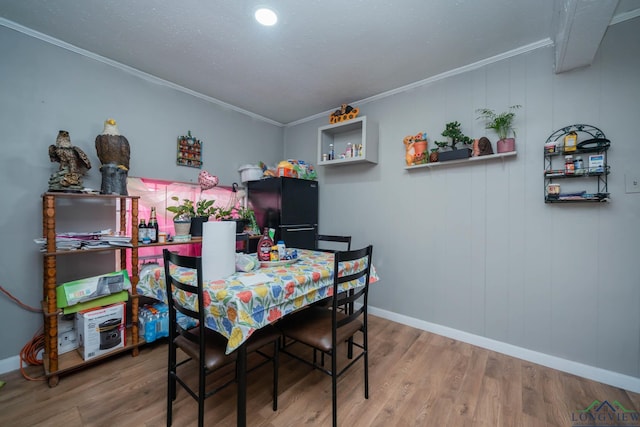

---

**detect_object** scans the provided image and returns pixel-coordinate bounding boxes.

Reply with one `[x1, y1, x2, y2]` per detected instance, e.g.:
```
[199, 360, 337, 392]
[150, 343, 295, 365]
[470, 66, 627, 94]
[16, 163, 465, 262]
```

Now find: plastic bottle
[329, 144, 335, 160]
[277, 240, 286, 260]
[346, 143, 352, 158]
[564, 155, 575, 175]
[257, 228, 274, 262]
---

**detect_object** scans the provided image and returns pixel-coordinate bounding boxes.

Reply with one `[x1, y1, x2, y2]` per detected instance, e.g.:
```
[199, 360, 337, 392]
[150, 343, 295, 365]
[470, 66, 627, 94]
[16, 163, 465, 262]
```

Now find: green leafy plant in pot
[476, 105, 521, 153]
[167, 197, 194, 236]
[167, 197, 216, 237]
[434, 121, 473, 161]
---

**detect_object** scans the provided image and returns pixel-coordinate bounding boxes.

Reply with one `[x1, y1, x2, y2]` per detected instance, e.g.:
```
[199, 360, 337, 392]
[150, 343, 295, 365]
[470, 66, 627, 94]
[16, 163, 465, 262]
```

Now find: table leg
[237, 343, 247, 427]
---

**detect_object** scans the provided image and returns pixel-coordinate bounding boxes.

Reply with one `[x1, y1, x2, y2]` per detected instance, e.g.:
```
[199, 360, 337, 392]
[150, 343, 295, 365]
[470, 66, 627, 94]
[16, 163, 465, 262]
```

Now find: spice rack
[543, 124, 610, 203]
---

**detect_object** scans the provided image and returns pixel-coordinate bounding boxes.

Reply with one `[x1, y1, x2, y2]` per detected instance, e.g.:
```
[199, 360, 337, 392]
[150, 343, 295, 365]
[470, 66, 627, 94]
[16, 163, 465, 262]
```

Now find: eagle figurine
[95, 118, 130, 195]
[95, 118, 130, 170]
[48, 130, 92, 188]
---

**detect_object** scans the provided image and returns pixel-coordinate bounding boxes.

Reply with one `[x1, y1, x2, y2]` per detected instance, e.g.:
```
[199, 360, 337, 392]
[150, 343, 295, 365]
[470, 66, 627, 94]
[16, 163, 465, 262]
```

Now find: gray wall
[285, 18, 640, 380]
[0, 25, 283, 361]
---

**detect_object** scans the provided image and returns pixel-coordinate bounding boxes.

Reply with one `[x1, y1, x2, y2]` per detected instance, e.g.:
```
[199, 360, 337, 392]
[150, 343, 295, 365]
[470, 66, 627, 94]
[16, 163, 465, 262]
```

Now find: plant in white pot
[476, 105, 521, 153]
[166, 197, 194, 236]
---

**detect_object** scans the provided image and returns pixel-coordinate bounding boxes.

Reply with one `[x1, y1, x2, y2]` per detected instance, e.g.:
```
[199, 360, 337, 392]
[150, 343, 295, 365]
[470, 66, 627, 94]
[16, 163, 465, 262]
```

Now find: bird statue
[48, 130, 92, 191]
[95, 118, 130, 170]
[95, 118, 130, 195]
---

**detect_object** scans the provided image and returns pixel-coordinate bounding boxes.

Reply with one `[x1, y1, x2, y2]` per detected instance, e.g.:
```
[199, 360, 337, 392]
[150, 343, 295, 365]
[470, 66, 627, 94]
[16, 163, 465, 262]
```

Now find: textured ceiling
[0, 0, 637, 125]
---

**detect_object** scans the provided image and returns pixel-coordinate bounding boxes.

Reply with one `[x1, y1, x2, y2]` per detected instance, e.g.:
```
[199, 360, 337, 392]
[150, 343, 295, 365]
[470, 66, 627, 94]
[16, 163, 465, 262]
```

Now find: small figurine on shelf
[48, 130, 92, 192]
[404, 132, 428, 166]
[329, 103, 360, 124]
[472, 137, 494, 157]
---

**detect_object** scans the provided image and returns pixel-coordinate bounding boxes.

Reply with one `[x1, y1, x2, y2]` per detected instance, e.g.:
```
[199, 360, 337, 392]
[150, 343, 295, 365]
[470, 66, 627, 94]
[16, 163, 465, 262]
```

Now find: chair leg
[273, 337, 279, 411]
[363, 328, 369, 400]
[332, 351, 338, 427]
[167, 343, 176, 426]
[198, 364, 205, 427]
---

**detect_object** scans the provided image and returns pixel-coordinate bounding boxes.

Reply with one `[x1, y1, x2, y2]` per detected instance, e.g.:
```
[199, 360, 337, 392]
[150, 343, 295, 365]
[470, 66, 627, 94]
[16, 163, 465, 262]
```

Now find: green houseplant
[434, 121, 473, 161]
[167, 197, 216, 237]
[476, 105, 521, 153]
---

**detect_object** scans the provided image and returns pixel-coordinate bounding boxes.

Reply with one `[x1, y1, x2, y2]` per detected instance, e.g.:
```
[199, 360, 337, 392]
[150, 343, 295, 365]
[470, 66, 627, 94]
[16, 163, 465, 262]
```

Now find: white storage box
[76, 302, 126, 361]
[58, 315, 78, 354]
[238, 164, 263, 183]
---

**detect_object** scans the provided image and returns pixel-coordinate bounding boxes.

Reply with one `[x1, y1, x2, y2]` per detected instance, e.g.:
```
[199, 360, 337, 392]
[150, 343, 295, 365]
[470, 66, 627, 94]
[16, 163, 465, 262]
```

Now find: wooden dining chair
[163, 249, 280, 427]
[315, 234, 352, 252]
[278, 245, 373, 427]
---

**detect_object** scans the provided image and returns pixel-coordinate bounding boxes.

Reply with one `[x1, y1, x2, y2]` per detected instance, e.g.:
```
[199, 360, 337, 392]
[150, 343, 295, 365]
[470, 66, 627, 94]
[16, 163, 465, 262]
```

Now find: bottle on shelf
[138, 218, 148, 243]
[257, 228, 274, 262]
[148, 207, 158, 243]
[329, 144, 335, 160]
[564, 155, 575, 175]
[346, 142, 353, 158]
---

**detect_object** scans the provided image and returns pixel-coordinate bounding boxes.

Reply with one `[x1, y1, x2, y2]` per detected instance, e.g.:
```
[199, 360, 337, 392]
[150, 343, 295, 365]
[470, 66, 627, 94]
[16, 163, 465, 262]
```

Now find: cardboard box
[57, 270, 130, 308]
[60, 290, 129, 315]
[76, 302, 126, 361]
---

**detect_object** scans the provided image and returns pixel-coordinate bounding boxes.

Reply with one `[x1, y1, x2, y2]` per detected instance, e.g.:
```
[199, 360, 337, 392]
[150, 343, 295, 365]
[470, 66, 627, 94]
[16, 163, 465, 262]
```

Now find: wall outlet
[625, 174, 640, 193]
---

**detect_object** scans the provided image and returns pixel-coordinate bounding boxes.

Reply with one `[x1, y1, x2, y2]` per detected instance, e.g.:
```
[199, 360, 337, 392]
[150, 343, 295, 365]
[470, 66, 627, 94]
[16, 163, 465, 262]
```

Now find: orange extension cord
[0, 285, 46, 381]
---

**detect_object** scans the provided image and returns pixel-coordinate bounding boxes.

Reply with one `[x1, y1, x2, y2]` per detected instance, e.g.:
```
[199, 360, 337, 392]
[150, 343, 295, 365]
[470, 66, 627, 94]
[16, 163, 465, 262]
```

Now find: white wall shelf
[405, 151, 517, 169]
[317, 116, 378, 166]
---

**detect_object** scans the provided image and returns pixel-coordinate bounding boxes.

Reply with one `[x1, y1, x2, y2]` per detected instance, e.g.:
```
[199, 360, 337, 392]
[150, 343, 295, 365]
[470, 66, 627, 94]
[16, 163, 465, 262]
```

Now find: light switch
[625, 174, 640, 193]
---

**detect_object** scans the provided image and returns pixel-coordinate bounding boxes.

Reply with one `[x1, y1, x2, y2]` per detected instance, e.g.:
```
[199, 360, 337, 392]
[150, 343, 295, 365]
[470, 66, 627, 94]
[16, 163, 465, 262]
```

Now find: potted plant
[434, 121, 473, 161]
[166, 197, 215, 237]
[212, 204, 249, 233]
[167, 197, 194, 236]
[476, 105, 521, 153]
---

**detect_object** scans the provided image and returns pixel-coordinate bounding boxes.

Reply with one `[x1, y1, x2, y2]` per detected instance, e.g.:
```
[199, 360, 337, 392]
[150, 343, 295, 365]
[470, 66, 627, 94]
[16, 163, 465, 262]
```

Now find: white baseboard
[0, 355, 21, 376]
[369, 306, 640, 394]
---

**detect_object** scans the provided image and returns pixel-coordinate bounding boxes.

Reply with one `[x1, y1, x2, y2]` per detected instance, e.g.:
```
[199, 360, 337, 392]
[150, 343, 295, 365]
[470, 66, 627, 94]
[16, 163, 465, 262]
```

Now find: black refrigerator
[247, 177, 318, 250]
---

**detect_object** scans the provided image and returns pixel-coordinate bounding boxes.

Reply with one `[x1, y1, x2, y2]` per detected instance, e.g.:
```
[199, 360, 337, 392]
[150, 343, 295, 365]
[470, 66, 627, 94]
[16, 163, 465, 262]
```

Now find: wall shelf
[543, 124, 610, 203]
[405, 151, 517, 169]
[317, 116, 378, 166]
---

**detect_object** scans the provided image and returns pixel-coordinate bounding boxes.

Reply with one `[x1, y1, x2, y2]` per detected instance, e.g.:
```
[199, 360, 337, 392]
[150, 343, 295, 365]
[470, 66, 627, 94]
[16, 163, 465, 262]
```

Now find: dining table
[137, 248, 379, 426]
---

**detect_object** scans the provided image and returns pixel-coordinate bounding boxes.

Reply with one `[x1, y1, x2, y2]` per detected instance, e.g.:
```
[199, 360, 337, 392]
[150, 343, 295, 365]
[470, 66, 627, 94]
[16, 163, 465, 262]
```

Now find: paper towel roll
[201, 221, 236, 282]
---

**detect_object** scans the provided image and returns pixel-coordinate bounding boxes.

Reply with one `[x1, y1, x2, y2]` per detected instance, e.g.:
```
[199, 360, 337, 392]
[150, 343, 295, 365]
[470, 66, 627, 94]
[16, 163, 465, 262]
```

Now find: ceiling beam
[554, 0, 619, 73]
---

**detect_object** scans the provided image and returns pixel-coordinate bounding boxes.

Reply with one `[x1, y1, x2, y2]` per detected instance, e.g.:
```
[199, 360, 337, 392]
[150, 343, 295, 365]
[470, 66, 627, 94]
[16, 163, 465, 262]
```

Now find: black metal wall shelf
[544, 124, 610, 204]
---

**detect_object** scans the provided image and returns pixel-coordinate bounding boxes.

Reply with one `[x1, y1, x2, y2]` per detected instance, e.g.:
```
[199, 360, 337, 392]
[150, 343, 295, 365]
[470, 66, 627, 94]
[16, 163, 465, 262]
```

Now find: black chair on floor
[163, 249, 280, 427]
[278, 245, 373, 427]
[315, 234, 352, 252]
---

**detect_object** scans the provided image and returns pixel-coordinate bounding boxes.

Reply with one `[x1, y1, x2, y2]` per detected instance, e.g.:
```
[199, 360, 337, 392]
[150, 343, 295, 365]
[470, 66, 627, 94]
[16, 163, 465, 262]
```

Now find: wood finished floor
[1, 315, 639, 426]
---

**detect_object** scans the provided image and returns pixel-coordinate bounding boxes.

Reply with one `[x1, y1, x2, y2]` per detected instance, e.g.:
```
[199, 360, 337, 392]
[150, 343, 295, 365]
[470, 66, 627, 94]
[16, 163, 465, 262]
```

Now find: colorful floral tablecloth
[137, 249, 379, 354]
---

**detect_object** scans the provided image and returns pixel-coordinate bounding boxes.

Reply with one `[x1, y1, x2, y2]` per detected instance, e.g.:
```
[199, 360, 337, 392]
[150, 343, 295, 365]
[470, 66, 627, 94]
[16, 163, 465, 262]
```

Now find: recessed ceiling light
[255, 8, 277, 26]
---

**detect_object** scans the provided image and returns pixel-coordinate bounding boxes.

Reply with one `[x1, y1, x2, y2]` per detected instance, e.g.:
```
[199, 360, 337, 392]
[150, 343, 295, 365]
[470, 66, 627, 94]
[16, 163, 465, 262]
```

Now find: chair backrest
[163, 249, 206, 347]
[316, 234, 352, 253]
[332, 245, 373, 329]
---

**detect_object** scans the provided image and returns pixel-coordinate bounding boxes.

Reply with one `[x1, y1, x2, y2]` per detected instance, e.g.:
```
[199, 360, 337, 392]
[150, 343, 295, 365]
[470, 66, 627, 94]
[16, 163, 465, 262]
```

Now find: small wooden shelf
[405, 151, 517, 169]
[317, 116, 378, 166]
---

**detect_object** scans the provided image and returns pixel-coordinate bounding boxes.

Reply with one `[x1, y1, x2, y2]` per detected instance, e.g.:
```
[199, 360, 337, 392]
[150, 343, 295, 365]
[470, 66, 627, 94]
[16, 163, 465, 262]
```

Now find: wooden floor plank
[1, 315, 639, 427]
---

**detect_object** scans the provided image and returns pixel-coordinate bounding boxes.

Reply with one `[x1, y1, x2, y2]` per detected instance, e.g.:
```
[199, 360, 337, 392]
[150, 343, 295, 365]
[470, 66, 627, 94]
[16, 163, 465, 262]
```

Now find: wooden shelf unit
[41, 192, 140, 387]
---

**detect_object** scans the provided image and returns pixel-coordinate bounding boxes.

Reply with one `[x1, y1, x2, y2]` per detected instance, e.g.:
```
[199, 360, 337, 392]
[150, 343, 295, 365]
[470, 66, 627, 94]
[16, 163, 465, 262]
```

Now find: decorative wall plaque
[177, 130, 202, 168]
